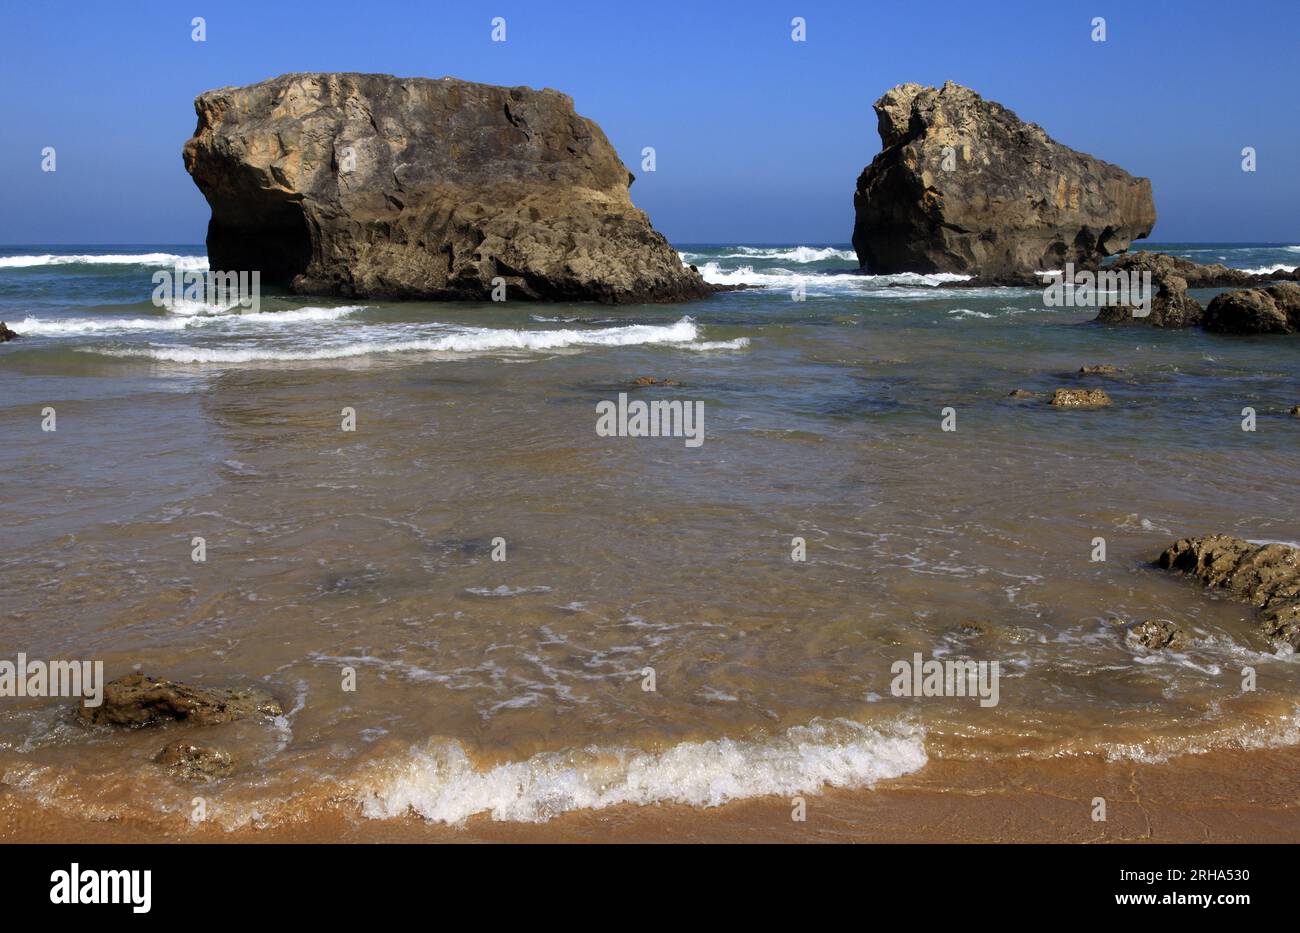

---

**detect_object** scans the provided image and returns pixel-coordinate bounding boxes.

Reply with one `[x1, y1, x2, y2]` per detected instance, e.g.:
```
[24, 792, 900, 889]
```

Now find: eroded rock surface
[852, 81, 1155, 278]
[1050, 388, 1111, 408]
[1203, 283, 1300, 335]
[184, 72, 713, 303]
[80, 673, 282, 727]
[1157, 535, 1300, 649]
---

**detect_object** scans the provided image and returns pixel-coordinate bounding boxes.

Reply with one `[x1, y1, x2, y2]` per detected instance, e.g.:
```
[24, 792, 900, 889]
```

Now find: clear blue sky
[1, 0, 1297, 245]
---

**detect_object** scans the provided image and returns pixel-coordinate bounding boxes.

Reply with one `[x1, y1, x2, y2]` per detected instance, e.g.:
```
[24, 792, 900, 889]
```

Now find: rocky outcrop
[183, 72, 713, 303]
[0, 322, 18, 342]
[1079, 364, 1121, 376]
[1203, 283, 1300, 334]
[852, 81, 1155, 278]
[1107, 251, 1300, 288]
[80, 673, 282, 727]
[1050, 388, 1111, 408]
[1094, 273, 1203, 328]
[1157, 535, 1300, 649]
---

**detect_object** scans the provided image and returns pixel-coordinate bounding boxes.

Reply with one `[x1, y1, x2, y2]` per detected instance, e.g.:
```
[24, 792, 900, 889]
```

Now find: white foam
[711, 246, 859, 263]
[1240, 264, 1297, 275]
[0, 253, 208, 270]
[90, 317, 718, 363]
[356, 717, 926, 824]
[694, 261, 972, 292]
[13, 306, 365, 336]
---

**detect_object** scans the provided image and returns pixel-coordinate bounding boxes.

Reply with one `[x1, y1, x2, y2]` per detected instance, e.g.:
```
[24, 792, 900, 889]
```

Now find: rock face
[80, 673, 282, 727]
[1203, 283, 1300, 334]
[852, 82, 1155, 278]
[0, 322, 18, 342]
[184, 72, 712, 303]
[1157, 535, 1300, 649]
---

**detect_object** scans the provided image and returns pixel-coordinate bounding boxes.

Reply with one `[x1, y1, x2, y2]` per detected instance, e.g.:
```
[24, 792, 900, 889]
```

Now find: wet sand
[6, 745, 1299, 843]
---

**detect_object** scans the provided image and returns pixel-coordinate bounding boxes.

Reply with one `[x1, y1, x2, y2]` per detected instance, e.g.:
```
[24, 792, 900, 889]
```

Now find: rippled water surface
[2, 242, 1300, 827]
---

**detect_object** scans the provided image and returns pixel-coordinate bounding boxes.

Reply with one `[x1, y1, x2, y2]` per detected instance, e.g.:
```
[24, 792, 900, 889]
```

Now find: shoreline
[6, 744, 1300, 843]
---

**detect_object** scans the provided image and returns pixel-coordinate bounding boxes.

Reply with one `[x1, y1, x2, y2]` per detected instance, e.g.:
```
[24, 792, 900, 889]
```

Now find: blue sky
[1, 0, 1297, 245]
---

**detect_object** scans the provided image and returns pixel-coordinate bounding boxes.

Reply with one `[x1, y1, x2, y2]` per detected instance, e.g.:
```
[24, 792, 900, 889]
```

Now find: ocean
[2, 241, 1300, 832]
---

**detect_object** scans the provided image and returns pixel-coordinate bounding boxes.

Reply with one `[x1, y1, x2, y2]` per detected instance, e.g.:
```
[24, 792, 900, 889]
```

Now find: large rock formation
[183, 73, 712, 303]
[852, 82, 1156, 278]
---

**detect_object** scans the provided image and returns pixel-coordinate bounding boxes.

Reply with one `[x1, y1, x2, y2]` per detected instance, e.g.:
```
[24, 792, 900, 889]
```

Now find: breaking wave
[0, 252, 208, 270]
[355, 717, 926, 824]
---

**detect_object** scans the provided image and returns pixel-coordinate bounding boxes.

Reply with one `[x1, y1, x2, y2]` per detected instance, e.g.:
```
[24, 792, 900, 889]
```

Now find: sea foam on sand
[354, 717, 927, 824]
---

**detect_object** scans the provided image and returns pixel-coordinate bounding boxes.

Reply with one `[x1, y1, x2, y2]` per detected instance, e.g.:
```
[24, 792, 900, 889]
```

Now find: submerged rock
[632, 376, 680, 386]
[1157, 535, 1300, 649]
[1049, 387, 1111, 408]
[0, 322, 18, 342]
[183, 72, 714, 304]
[1007, 388, 1036, 398]
[1079, 364, 1121, 376]
[1127, 619, 1189, 651]
[80, 673, 282, 727]
[852, 81, 1154, 278]
[155, 740, 234, 782]
[1202, 284, 1300, 335]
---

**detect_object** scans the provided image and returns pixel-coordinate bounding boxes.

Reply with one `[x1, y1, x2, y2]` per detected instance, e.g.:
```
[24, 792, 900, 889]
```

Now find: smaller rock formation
[1007, 388, 1035, 398]
[1127, 619, 1189, 651]
[0, 322, 18, 342]
[1079, 364, 1121, 376]
[1094, 273, 1203, 328]
[852, 81, 1155, 278]
[1203, 283, 1300, 335]
[1157, 535, 1300, 649]
[1107, 252, 1300, 288]
[156, 741, 234, 782]
[632, 376, 680, 386]
[1050, 388, 1111, 408]
[80, 673, 282, 727]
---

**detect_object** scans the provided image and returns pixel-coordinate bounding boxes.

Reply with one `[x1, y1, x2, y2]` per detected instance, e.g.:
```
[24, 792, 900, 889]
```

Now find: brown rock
[1094, 273, 1203, 328]
[1007, 388, 1035, 398]
[852, 81, 1154, 278]
[80, 673, 282, 727]
[155, 741, 234, 782]
[1127, 619, 1189, 651]
[183, 72, 714, 304]
[1156, 535, 1300, 649]
[1050, 387, 1111, 408]
[1202, 283, 1300, 335]
[0, 322, 18, 342]
[633, 376, 679, 386]
[1079, 364, 1121, 375]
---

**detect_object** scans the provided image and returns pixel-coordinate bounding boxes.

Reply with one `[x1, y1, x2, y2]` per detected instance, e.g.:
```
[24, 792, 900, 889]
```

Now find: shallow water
[2, 242, 1300, 828]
